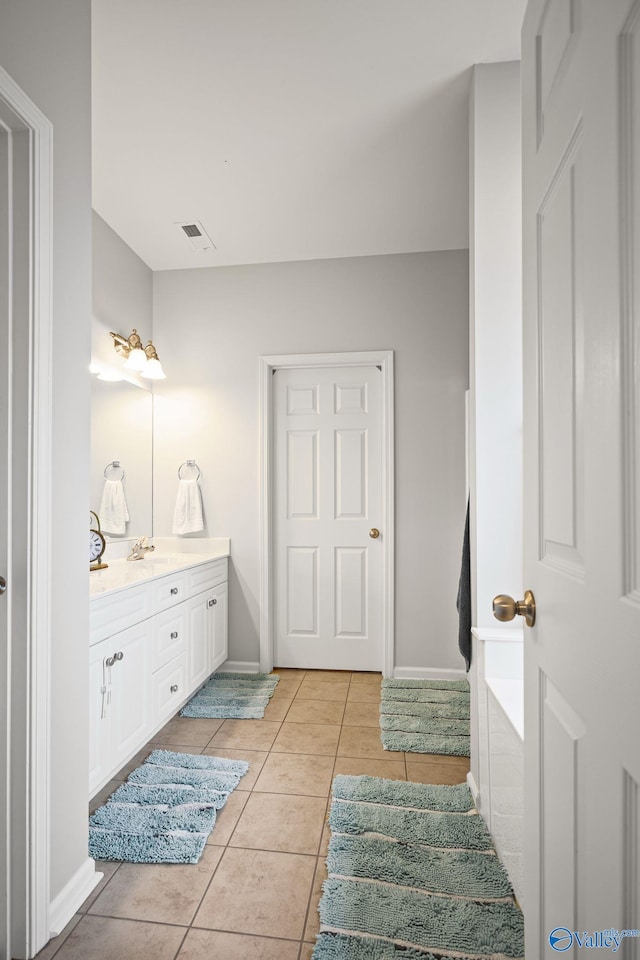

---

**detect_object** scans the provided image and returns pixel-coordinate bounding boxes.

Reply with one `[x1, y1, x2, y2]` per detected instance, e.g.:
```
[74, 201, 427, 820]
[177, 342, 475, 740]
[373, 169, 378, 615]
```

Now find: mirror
[90, 377, 153, 539]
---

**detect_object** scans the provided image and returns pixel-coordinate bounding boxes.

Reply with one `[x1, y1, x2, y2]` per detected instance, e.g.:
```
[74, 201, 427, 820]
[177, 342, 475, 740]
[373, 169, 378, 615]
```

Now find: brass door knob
[369, 528, 380, 539]
[492, 590, 536, 627]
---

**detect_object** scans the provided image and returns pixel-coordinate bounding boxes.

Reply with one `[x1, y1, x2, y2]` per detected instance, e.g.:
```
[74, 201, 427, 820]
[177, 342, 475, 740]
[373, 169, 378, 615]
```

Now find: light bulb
[141, 357, 166, 380]
[124, 346, 147, 371]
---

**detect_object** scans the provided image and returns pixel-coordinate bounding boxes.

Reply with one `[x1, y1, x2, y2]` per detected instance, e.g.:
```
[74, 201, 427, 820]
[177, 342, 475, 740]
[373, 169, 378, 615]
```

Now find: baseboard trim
[49, 858, 102, 937]
[467, 771, 480, 807]
[217, 660, 261, 674]
[393, 666, 468, 681]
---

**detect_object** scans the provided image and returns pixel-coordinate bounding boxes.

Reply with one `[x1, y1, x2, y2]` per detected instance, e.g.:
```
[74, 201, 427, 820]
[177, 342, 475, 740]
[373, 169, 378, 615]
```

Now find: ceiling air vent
[175, 219, 216, 252]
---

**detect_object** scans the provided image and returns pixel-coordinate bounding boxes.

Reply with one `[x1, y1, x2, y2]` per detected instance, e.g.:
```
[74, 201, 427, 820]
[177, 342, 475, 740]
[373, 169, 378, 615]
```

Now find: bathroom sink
[141, 554, 192, 566]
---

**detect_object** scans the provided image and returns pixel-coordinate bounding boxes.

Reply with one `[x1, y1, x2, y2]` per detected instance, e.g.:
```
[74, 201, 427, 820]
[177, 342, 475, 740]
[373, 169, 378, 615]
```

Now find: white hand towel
[173, 478, 204, 535]
[99, 479, 130, 536]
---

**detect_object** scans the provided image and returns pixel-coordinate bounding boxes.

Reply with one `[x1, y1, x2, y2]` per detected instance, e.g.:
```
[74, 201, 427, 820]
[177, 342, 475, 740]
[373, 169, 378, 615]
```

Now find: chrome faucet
[127, 537, 155, 561]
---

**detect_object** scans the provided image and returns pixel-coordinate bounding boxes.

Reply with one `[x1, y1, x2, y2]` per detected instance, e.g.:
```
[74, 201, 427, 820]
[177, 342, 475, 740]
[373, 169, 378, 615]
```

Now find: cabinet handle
[114, 651, 124, 661]
[170, 587, 179, 596]
[170, 631, 179, 639]
[208, 598, 217, 607]
[170, 684, 179, 693]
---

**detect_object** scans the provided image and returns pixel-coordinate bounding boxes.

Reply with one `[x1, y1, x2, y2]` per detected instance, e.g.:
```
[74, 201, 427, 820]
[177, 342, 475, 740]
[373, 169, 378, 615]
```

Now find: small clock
[90, 527, 108, 571]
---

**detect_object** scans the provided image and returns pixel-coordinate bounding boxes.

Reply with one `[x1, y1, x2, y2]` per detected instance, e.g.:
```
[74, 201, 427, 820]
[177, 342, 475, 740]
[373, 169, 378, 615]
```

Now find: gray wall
[0, 0, 92, 905]
[153, 250, 469, 672]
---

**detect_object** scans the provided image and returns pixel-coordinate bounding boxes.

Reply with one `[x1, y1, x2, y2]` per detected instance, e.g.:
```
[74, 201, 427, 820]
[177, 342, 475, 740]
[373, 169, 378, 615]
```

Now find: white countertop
[90, 539, 230, 599]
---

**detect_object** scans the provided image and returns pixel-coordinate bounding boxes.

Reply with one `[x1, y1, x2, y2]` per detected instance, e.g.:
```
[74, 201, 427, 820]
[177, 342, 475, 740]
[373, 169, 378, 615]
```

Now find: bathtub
[470, 628, 524, 906]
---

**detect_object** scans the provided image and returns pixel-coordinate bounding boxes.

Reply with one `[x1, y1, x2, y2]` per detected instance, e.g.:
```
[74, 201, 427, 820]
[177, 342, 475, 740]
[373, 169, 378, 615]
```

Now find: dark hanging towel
[456, 497, 472, 671]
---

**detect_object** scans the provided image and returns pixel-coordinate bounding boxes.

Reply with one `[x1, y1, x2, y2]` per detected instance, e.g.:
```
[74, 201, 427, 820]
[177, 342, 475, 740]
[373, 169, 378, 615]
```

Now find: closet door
[273, 365, 384, 670]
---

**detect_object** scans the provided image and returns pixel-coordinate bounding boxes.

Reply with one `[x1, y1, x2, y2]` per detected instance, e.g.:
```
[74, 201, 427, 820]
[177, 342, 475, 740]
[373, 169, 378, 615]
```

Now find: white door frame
[0, 66, 53, 957]
[259, 351, 395, 676]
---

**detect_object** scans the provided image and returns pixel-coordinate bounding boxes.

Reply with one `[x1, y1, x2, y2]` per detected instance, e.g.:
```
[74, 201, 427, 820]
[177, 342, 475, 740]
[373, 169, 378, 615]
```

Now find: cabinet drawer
[152, 605, 186, 672]
[90, 583, 152, 646]
[152, 654, 186, 723]
[152, 571, 189, 613]
[188, 558, 228, 596]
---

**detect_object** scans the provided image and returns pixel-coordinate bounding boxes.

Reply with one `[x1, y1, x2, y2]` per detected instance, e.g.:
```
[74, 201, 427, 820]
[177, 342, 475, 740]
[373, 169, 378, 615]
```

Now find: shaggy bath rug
[88, 749, 248, 863]
[312, 775, 523, 960]
[380, 678, 470, 756]
[180, 671, 279, 719]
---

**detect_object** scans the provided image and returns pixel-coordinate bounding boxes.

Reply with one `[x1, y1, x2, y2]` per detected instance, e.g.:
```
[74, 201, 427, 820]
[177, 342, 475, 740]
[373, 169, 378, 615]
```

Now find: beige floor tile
[208, 719, 282, 751]
[342, 700, 380, 727]
[296, 680, 349, 701]
[78, 862, 121, 913]
[271, 679, 303, 700]
[53, 915, 185, 960]
[194, 848, 315, 940]
[253, 753, 335, 797]
[304, 670, 352, 683]
[406, 751, 471, 766]
[285, 699, 346, 725]
[337, 725, 395, 760]
[346, 684, 381, 703]
[206, 789, 250, 846]
[149, 716, 224, 746]
[333, 756, 407, 780]
[349, 672, 382, 684]
[272, 722, 340, 756]
[300, 944, 315, 960]
[88, 846, 222, 925]
[262, 698, 293, 721]
[35, 915, 82, 959]
[201, 746, 268, 791]
[272, 668, 307, 681]
[89, 780, 121, 815]
[230, 792, 326, 855]
[406, 760, 470, 786]
[177, 929, 299, 960]
[304, 857, 327, 942]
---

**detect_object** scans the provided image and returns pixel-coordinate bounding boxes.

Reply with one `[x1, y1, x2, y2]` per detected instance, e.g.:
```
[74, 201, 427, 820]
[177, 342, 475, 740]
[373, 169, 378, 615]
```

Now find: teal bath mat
[180, 671, 279, 719]
[380, 678, 470, 756]
[88, 749, 248, 863]
[312, 775, 523, 960]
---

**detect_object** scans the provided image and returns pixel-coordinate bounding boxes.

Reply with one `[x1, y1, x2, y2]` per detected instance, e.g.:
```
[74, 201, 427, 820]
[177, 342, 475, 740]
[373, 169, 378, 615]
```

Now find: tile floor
[39, 669, 470, 960]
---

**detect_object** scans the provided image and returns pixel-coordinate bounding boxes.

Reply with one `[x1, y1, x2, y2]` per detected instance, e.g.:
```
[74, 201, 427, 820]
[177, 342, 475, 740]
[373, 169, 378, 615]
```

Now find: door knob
[369, 528, 380, 539]
[493, 590, 536, 628]
[0, 576, 6, 596]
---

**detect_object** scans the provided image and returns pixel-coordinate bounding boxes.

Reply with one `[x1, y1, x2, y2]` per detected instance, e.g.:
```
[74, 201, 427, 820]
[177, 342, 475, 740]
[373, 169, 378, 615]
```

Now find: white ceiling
[92, 0, 525, 271]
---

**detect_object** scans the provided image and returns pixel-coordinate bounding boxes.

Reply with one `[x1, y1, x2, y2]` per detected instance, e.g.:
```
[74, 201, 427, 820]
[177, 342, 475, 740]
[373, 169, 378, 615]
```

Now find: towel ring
[104, 460, 125, 481]
[178, 459, 201, 481]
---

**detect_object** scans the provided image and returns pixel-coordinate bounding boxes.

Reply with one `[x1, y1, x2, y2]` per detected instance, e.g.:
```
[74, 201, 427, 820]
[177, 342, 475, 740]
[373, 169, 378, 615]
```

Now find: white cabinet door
[110, 621, 152, 771]
[210, 582, 228, 670]
[88, 638, 111, 796]
[187, 592, 211, 689]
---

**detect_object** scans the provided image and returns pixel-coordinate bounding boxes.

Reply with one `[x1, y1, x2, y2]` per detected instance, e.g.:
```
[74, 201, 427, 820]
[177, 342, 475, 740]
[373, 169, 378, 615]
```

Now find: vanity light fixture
[110, 329, 166, 380]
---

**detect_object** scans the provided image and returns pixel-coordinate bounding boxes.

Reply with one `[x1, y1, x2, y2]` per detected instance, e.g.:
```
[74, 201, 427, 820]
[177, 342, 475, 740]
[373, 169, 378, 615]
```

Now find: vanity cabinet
[89, 556, 228, 797]
[186, 581, 228, 690]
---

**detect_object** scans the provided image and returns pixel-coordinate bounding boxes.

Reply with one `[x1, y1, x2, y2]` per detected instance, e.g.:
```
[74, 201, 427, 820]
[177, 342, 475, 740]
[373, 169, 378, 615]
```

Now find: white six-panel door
[274, 365, 383, 670]
[522, 1, 640, 954]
